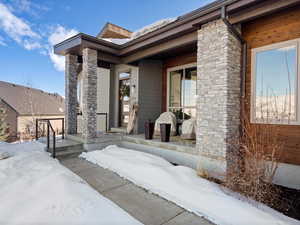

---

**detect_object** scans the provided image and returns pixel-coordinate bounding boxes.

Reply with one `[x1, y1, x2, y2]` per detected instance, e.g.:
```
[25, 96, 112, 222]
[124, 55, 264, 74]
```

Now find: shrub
[226, 113, 284, 208]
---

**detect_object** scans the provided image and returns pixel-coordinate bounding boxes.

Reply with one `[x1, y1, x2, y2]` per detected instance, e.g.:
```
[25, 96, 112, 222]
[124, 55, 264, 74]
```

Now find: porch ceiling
[54, 32, 198, 64]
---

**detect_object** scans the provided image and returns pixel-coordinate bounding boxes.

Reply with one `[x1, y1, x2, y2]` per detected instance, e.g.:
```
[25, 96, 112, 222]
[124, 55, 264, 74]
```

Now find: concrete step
[110, 127, 127, 134]
[45, 139, 85, 160]
[67, 133, 123, 144]
[55, 148, 86, 160]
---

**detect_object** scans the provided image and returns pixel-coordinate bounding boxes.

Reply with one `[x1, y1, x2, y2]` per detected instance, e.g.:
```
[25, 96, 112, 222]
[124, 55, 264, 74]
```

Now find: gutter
[54, 0, 261, 56]
[122, 0, 253, 48]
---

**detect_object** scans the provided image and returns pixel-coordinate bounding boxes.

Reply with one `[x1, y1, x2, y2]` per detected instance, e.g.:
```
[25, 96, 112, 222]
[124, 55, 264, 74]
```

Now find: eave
[54, 0, 300, 64]
[54, 33, 122, 63]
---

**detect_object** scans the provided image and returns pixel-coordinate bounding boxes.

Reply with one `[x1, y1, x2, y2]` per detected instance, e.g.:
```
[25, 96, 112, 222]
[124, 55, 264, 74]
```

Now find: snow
[101, 17, 177, 45]
[80, 145, 300, 225]
[0, 142, 143, 225]
[102, 38, 130, 45]
[130, 17, 177, 40]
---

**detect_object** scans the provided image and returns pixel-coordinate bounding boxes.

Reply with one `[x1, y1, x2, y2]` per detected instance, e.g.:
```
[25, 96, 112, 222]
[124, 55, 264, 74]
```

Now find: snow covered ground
[81, 145, 300, 225]
[0, 141, 143, 225]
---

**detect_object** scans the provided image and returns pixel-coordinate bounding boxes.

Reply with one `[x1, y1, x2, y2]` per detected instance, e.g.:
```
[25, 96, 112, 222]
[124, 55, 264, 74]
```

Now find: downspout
[221, 5, 247, 133]
[221, 6, 247, 103]
[221, 6, 247, 175]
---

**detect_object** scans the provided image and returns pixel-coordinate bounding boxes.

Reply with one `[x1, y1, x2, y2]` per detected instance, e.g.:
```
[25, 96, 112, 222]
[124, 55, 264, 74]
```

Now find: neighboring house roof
[0, 81, 65, 116]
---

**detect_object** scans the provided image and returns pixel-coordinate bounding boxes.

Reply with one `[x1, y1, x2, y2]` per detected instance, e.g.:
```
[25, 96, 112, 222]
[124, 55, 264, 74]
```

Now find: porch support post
[196, 19, 242, 179]
[65, 54, 78, 134]
[82, 48, 98, 140]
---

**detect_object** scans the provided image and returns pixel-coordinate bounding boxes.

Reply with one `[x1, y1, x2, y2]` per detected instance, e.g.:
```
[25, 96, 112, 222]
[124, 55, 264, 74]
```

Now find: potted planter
[144, 120, 154, 140]
[160, 123, 171, 142]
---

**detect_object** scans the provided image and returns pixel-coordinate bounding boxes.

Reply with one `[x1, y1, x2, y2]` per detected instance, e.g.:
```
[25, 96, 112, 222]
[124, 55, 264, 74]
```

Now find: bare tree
[19, 82, 42, 140]
[0, 107, 9, 141]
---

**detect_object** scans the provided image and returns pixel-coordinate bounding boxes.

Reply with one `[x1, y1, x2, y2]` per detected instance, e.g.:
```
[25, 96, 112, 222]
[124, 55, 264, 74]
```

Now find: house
[0, 81, 65, 141]
[54, 0, 300, 189]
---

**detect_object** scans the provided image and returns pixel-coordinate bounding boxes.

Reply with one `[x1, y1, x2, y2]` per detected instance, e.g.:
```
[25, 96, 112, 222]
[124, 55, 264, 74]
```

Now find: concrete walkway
[60, 157, 214, 225]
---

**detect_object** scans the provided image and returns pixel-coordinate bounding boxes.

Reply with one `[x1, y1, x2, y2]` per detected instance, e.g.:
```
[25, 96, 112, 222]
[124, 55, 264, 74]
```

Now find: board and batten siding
[77, 68, 110, 133]
[138, 60, 163, 133]
[242, 5, 300, 165]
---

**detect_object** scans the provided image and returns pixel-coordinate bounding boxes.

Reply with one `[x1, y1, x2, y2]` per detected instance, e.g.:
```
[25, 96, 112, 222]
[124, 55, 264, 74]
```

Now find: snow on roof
[130, 17, 177, 40]
[102, 38, 131, 45]
[101, 17, 178, 45]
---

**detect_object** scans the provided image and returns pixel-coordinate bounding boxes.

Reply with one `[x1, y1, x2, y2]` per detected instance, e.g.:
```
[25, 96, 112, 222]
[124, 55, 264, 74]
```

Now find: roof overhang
[97, 22, 132, 39]
[54, 0, 300, 64]
[54, 33, 122, 63]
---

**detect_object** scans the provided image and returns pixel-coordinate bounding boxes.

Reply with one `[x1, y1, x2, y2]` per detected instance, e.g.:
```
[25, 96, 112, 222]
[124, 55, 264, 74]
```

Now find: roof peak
[97, 22, 132, 39]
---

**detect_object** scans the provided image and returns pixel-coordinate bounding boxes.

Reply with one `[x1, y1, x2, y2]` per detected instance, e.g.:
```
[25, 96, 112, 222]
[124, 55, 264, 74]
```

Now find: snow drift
[0, 142, 142, 225]
[81, 145, 300, 225]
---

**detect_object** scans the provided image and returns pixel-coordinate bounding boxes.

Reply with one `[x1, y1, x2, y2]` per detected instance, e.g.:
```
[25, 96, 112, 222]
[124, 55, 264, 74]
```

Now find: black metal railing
[36, 118, 64, 158]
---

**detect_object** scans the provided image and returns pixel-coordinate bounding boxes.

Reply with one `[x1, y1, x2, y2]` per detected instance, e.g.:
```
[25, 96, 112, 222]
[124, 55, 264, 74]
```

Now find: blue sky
[256, 47, 296, 96]
[0, 0, 213, 96]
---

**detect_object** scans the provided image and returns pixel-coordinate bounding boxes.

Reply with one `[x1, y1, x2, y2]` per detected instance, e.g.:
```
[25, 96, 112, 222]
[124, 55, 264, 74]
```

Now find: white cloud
[47, 25, 78, 72]
[48, 49, 65, 71]
[0, 36, 6, 46]
[0, 2, 78, 72]
[8, 0, 50, 17]
[48, 25, 78, 46]
[23, 39, 41, 50]
[0, 2, 40, 49]
[13, 0, 31, 13]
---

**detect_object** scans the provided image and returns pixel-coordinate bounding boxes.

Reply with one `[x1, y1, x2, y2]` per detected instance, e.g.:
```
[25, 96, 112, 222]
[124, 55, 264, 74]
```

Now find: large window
[168, 64, 197, 121]
[251, 39, 299, 124]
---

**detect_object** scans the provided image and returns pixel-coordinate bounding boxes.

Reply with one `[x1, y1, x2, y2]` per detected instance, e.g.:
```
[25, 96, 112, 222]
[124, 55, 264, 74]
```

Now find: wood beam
[122, 32, 197, 64]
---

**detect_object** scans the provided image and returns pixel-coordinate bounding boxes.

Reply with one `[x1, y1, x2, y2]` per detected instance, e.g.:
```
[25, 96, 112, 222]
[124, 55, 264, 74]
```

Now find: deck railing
[36, 118, 64, 158]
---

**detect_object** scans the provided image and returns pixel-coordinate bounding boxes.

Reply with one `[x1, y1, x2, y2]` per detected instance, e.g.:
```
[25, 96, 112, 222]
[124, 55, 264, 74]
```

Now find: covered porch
[54, 13, 243, 179]
[55, 31, 199, 150]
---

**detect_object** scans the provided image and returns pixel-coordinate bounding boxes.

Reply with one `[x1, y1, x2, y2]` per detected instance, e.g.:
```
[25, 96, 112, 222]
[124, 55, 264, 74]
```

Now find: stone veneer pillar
[82, 48, 98, 140]
[197, 19, 242, 179]
[65, 54, 78, 134]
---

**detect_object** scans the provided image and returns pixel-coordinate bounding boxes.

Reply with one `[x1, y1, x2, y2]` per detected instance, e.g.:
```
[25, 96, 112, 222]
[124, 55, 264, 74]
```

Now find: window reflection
[184, 68, 197, 107]
[254, 45, 297, 122]
[169, 70, 183, 108]
[169, 66, 197, 120]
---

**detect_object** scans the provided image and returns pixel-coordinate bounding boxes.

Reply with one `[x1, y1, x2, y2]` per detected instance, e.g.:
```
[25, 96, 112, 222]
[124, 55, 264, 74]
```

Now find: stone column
[82, 48, 98, 140]
[65, 54, 78, 134]
[196, 19, 242, 179]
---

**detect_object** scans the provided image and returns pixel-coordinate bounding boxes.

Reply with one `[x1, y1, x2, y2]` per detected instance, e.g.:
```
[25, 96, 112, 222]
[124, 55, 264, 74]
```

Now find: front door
[119, 72, 131, 128]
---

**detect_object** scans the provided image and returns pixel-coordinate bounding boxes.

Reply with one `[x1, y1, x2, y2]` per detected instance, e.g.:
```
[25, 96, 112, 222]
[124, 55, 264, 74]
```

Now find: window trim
[167, 63, 197, 119]
[250, 38, 300, 125]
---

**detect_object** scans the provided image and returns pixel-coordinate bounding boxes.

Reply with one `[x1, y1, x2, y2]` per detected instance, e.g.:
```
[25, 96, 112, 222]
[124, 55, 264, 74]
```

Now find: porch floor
[65, 132, 197, 156]
[67, 132, 123, 144]
[123, 134, 197, 155]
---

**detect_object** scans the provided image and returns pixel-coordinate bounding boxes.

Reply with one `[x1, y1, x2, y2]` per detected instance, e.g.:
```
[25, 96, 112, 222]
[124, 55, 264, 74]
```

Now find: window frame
[167, 63, 197, 120]
[251, 38, 300, 125]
